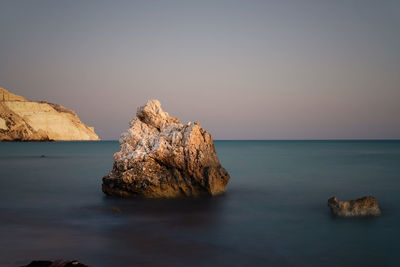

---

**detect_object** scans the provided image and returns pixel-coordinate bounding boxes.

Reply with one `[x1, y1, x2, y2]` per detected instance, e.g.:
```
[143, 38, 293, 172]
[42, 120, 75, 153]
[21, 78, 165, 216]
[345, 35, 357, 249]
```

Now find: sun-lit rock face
[328, 196, 381, 217]
[102, 99, 230, 198]
[0, 87, 27, 102]
[0, 87, 99, 141]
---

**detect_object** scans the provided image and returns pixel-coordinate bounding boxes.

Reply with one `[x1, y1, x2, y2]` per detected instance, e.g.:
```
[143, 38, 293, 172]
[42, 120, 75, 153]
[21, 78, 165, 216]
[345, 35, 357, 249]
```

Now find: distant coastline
[0, 87, 100, 142]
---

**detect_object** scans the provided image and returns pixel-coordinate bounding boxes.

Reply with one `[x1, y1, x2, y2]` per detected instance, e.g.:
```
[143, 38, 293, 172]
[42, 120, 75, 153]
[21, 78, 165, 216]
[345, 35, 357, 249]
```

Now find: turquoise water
[0, 141, 399, 266]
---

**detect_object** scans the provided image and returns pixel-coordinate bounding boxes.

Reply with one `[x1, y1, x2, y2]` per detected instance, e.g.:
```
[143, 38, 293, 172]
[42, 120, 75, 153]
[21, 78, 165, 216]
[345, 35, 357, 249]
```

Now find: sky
[0, 0, 399, 140]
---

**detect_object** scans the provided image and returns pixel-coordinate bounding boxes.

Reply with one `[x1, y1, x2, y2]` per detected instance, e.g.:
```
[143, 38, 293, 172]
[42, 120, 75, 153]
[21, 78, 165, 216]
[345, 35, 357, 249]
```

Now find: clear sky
[1, 0, 399, 140]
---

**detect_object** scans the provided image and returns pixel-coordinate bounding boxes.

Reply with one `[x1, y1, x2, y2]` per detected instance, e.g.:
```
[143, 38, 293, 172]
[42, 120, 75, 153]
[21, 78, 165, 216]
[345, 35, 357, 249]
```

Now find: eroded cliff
[0, 87, 99, 141]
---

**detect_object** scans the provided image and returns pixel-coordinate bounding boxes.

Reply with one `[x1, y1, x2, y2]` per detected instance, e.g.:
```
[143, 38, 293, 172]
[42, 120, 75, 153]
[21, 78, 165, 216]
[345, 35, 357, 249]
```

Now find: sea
[0, 140, 399, 267]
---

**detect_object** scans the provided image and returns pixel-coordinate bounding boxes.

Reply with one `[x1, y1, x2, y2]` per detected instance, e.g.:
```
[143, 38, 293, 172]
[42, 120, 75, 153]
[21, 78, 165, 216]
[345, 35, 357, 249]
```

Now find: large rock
[102, 99, 230, 198]
[327, 196, 381, 217]
[0, 87, 99, 141]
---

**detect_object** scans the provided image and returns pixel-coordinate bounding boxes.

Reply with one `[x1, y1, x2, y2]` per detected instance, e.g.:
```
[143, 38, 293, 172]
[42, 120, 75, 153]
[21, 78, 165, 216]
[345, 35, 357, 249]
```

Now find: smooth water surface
[0, 141, 399, 266]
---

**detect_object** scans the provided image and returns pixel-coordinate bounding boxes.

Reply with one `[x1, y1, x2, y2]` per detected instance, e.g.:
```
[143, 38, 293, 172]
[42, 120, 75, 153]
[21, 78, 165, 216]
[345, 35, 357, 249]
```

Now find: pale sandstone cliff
[0, 87, 99, 141]
[102, 99, 230, 198]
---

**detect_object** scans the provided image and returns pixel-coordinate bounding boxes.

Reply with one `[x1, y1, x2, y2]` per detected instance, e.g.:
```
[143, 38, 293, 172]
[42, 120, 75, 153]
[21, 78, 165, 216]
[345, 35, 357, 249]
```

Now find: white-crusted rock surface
[102, 100, 230, 198]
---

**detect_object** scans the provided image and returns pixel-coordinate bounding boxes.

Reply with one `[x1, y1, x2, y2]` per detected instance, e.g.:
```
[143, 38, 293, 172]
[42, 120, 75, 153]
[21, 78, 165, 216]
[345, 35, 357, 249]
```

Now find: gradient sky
[1, 0, 399, 140]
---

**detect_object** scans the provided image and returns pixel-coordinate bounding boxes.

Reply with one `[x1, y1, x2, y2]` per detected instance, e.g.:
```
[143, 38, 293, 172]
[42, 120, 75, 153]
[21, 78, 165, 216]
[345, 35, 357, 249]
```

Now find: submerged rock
[102, 99, 230, 198]
[327, 196, 381, 217]
[0, 87, 99, 141]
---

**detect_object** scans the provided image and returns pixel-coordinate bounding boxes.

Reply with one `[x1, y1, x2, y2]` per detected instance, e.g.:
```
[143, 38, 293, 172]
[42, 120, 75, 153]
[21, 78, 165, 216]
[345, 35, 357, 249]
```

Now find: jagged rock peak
[103, 99, 230, 198]
[134, 99, 180, 129]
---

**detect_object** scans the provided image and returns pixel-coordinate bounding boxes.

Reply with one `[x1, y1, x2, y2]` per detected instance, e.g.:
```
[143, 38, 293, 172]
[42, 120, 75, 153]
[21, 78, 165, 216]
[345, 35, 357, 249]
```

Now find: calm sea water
[0, 140, 399, 267]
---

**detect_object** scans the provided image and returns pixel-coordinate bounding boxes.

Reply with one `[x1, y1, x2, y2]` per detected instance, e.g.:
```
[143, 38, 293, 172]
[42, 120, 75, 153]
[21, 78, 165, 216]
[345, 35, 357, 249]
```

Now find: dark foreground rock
[328, 196, 381, 217]
[102, 99, 230, 198]
[23, 259, 88, 267]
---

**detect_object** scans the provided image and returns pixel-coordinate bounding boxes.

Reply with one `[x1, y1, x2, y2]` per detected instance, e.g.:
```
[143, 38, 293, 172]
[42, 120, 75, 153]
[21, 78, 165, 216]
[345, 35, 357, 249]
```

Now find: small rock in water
[102, 99, 230, 198]
[23, 261, 52, 267]
[40, 155, 46, 158]
[23, 259, 88, 267]
[327, 196, 381, 217]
